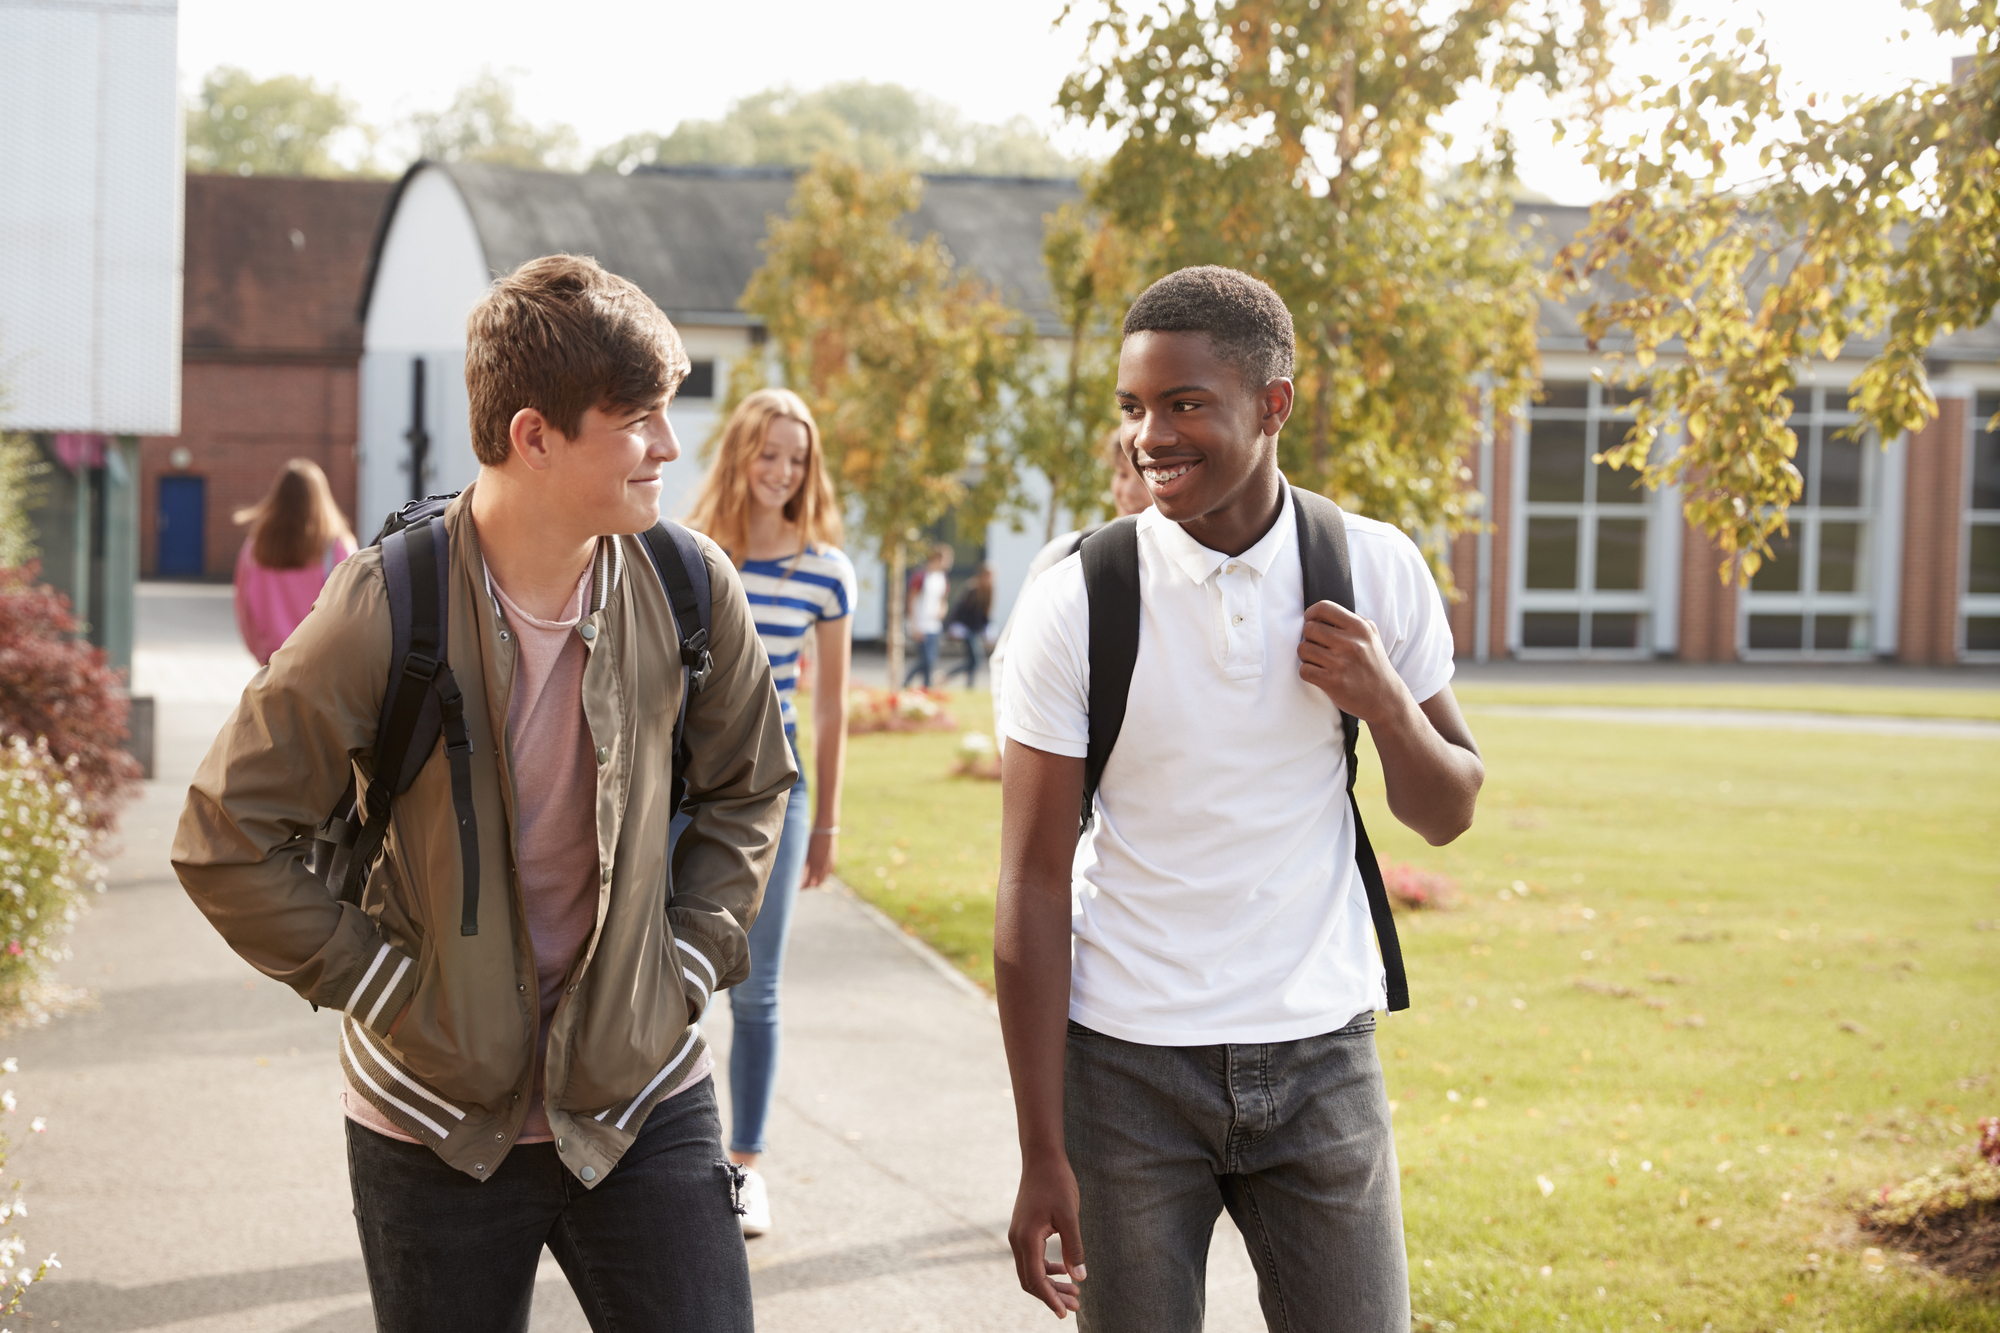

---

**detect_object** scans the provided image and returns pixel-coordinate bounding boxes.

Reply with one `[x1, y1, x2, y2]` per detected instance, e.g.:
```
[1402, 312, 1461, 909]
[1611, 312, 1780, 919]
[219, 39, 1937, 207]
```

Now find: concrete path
[5, 585, 1264, 1332]
[1462, 702, 2000, 740]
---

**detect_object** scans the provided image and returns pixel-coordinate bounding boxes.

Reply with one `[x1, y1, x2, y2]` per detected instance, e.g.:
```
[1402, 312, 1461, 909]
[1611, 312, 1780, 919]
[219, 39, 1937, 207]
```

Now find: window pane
[1527, 420, 1587, 502]
[1607, 382, 1649, 409]
[1967, 616, 2000, 653]
[679, 360, 716, 398]
[1813, 615, 1857, 651]
[1590, 612, 1643, 649]
[1594, 517, 1647, 591]
[1748, 615, 1804, 650]
[1825, 389, 1853, 415]
[1968, 525, 2000, 595]
[1791, 428, 1814, 503]
[1525, 517, 1580, 588]
[1537, 381, 1589, 409]
[1751, 529, 1802, 592]
[1817, 521, 1865, 594]
[1522, 612, 1581, 648]
[1819, 435, 1864, 508]
[1783, 390, 1809, 421]
[1973, 393, 2000, 512]
[1594, 420, 1647, 503]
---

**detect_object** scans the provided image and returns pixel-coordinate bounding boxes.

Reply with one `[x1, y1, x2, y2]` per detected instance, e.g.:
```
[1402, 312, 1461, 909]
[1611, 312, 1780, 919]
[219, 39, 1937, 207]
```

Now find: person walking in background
[989, 433, 1151, 747]
[684, 386, 855, 1239]
[231, 458, 357, 665]
[946, 565, 995, 688]
[903, 543, 953, 688]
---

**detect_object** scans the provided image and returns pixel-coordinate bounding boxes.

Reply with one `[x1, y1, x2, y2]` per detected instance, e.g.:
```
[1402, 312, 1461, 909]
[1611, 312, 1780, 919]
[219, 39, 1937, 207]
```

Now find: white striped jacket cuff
[343, 940, 421, 1038]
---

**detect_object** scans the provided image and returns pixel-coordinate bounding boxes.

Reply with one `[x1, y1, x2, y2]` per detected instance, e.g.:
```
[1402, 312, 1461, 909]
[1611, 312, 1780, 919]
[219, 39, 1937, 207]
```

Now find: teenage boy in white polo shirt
[996, 266, 1484, 1331]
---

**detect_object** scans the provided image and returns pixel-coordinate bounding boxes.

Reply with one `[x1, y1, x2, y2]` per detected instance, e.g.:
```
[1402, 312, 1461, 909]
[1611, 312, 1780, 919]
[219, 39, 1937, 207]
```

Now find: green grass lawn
[1453, 681, 2000, 722]
[820, 685, 2000, 1330]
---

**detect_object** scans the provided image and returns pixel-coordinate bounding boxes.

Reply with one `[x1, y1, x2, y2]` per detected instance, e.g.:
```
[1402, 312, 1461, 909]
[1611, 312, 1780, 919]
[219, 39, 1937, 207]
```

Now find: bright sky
[177, 0, 1969, 204]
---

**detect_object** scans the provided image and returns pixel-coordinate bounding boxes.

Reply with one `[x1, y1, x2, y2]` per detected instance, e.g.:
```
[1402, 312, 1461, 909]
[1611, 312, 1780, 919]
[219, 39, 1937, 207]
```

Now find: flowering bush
[0, 1055, 54, 1325]
[0, 566, 139, 832]
[1859, 1117, 2000, 1278]
[0, 737, 103, 1022]
[1382, 861, 1457, 911]
[950, 731, 1002, 781]
[848, 687, 958, 735]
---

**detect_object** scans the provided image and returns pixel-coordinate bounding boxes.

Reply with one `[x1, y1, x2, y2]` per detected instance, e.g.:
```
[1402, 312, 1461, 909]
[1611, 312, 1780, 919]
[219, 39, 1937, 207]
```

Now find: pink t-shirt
[342, 556, 708, 1144]
[234, 537, 357, 665]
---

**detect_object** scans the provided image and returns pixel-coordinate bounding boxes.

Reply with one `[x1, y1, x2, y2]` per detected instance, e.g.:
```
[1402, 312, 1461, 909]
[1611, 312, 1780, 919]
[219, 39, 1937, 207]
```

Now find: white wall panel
[0, 0, 181, 433]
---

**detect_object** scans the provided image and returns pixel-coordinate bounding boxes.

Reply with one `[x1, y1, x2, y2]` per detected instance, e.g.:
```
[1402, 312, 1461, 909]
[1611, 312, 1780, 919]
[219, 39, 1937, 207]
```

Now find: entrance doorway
[157, 475, 206, 576]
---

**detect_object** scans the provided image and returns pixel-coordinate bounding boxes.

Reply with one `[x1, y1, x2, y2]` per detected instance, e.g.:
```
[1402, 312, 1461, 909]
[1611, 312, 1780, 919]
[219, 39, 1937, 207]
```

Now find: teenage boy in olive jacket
[173, 254, 795, 1332]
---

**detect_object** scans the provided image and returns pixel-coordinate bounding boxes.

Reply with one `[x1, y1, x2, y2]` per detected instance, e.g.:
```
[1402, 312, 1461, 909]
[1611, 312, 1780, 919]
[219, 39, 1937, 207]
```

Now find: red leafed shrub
[0, 565, 139, 832]
[1382, 861, 1457, 912]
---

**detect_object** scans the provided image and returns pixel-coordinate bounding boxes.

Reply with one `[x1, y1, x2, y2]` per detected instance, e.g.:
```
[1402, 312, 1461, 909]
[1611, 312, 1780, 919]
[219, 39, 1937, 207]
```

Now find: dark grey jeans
[347, 1076, 752, 1333]
[1064, 1013, 1409, 1333]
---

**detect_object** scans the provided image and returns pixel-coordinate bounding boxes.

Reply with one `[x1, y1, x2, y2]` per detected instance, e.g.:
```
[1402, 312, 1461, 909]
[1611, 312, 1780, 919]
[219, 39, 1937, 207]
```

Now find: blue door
[157, 475, 206, 576]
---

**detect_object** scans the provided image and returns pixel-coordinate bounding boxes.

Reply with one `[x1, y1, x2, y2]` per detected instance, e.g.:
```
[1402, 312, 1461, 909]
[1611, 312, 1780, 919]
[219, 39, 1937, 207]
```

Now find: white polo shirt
[1002, 488, 1454, 1046]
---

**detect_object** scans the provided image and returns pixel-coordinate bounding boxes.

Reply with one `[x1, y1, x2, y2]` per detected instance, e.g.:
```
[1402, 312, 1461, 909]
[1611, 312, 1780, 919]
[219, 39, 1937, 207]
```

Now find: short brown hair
[464, 254, 685, 466]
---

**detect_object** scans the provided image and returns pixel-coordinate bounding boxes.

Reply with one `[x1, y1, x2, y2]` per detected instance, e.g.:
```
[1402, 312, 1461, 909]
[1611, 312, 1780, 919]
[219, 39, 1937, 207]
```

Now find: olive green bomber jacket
[172, 491, 796, 1185]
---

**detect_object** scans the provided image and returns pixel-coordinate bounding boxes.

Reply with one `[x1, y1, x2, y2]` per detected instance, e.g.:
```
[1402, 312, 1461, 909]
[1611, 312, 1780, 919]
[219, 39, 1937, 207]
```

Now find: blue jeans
[948, 630, 984, 687]
[903, 631, 940, 687]
[347, 1077, 751, 1332]
[1063, 1012, 1408, 1332]
[727, 761, 811, 1155]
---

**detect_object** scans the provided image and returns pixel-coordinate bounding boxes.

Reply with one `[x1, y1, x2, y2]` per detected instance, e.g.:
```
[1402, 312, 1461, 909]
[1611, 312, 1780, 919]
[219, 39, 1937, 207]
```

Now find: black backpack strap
[336, 515, 482, 936]
[1292, 487, 1410, 1012]
[1078, 515, 1141, 834]
[637, 522, 714, 818]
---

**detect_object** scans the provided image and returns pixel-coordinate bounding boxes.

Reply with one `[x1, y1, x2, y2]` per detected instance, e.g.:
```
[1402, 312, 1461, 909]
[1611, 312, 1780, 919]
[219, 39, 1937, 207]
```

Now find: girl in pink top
[231, 459, 358, 665]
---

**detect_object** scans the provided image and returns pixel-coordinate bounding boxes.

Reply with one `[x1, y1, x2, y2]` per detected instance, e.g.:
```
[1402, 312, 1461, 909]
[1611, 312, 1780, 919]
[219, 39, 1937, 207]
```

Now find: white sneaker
[737, 1166, 771, 1238]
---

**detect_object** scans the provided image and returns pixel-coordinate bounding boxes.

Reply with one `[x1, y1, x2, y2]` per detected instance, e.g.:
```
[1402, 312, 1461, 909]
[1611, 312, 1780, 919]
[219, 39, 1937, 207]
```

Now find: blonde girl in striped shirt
[683, 387, 855, 1238]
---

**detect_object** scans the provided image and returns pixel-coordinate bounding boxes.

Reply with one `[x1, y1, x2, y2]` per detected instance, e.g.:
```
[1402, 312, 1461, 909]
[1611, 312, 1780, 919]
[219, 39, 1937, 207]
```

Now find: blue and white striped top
[739, 545, 857, 732]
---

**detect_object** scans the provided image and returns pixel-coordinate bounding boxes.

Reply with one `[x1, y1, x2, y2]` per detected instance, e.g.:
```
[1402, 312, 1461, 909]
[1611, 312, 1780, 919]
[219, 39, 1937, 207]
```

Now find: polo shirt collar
[1138, 485, 1296, 586]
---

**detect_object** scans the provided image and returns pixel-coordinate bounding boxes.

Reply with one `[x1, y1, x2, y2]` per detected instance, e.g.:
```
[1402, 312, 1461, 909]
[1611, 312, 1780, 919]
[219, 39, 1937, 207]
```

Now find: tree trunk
[885, 538, 907, 697]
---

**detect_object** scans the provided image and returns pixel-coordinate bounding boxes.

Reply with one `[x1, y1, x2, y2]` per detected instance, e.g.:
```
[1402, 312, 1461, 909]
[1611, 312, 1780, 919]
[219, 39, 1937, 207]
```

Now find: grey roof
[418, 162, 1082, 336]
[365, 163, 1998, 367]
[1520, 203, 2000, 366]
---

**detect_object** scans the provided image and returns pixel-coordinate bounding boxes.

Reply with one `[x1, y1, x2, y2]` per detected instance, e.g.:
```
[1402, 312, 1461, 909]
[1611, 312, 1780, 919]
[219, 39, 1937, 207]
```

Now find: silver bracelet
[812, 825, 840, 836]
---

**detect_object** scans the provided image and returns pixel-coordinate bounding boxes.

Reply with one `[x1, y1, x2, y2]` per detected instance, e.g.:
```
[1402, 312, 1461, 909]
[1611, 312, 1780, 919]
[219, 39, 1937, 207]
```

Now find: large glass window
[1741, 388, 1877, 656]
[1515, 381, 1652, 653]
[1964, 392, 2000, 658]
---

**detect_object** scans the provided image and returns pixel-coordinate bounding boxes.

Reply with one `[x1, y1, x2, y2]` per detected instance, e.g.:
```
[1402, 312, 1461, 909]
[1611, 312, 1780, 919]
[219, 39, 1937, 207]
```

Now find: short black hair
[1121, 266, 1295, 387]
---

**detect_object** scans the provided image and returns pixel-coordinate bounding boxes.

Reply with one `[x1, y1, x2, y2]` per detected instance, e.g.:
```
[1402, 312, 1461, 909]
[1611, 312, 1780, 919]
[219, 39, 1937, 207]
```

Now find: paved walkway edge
[832, 880, 998, 1015]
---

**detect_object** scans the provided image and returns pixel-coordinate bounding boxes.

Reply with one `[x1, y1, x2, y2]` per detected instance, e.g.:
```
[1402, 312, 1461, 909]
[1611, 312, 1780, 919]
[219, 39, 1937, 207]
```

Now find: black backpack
[309, 494, 714, 939]
[1076, 485, 1411, 1012]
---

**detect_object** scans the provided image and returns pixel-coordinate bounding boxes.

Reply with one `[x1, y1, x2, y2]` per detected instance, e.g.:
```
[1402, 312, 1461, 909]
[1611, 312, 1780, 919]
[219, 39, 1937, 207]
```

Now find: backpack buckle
[683, 627, 712, 693]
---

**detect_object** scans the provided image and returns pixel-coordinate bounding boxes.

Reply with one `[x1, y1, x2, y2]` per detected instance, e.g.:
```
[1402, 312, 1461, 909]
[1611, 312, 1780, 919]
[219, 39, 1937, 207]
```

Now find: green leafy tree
[1061, 0, 1666, 584]
[185, 66, 370, 177]
[1558, 3, 2000, 582]
[728, 154, 1034, 687]
[1012, 201, 1147, 540]
[0, 434, 45, 569]
[411, 70, 582, 171]
[592, 82, 1073, 178]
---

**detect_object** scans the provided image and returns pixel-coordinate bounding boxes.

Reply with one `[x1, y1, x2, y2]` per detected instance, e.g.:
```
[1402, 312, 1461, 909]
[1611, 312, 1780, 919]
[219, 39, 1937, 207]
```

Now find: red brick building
[138, 174, 393, 578]
[1437, 207, 2000, 666]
